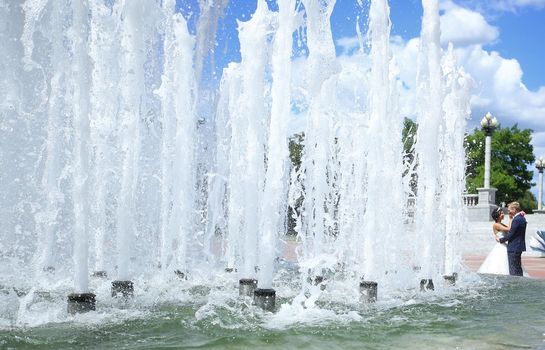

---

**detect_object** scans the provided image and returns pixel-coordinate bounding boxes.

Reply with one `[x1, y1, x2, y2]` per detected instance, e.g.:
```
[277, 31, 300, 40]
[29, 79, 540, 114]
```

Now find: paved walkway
[463, 255, 545, 279]
[463, 213, 545, 279]
[280, 214, 545, 279]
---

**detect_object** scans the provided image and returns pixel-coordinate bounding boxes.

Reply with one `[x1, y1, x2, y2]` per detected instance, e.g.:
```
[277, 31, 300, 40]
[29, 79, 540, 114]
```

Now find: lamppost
[480, 112, 498, 189]
[471, 112, 498, 221]
[536, 156, 545, 213]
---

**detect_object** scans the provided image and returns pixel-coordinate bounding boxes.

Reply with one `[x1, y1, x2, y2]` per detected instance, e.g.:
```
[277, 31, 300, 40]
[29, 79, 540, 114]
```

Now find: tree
[402, 117, 418, 157]
[287, 132, 304, 235]
[465, 124, 536, 212]
[288, 132, 304, 171]
[288, 123, 537, 213]
[402, 117, 418, 195]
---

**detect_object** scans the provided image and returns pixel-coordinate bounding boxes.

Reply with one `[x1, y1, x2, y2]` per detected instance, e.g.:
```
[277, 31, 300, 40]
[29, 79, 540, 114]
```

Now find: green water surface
[1, 275, 544, 349]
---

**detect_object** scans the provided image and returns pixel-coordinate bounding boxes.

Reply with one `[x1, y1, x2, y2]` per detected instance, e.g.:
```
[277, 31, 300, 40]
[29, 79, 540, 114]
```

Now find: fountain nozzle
[420, 279, 435, 291]
[443, 273, 458, 286]
[111, 280, 134, 298]
[254, 288, 275, 312]
[239, 278, 258, 297]
[360, 281, 378, 303]
[67, 292, 96, 314]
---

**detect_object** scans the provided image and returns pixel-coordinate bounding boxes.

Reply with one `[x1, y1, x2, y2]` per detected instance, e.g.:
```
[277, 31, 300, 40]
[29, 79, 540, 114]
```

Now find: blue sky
[180, 0, 545, 201]
[389, 0, 545, 199]
[485, 6, 545, 91]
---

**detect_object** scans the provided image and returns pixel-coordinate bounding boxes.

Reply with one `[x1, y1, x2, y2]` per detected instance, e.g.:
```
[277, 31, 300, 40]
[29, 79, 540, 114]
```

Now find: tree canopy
[465, 124, 536, 211]
[288, 132, 304, 172]
[288, 121, 537, 212]
[402, 117, 418, 195]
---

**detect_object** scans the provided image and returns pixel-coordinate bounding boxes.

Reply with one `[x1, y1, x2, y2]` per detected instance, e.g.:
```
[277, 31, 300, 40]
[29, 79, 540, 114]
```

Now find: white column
[539, 170, 544, 211]
[484, 134, 491, 189]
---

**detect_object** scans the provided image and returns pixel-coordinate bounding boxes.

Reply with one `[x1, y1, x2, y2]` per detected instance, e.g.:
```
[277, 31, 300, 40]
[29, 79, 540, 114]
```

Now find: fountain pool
[1, 275, 545, 349]
[2, 0, 544, 348]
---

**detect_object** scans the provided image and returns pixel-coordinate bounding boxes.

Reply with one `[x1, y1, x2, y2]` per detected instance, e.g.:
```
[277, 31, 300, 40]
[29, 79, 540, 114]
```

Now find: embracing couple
[478, 201, 527, 276]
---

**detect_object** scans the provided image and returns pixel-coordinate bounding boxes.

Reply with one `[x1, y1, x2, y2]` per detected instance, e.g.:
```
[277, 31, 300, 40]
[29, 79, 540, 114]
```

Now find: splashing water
[0, 0, 472, 328]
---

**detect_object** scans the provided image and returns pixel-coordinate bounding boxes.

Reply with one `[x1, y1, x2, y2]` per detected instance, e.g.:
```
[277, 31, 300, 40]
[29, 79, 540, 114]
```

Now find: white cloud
[288, 51, 372, 135]
[296, 2, 545, 195]
[452, 0, 545, 13]
[304, 2, 545, 198]
[485, 0, 545, 12]
[440, 4, 499, 46]
[389, 3, 545, 164]
[531, 132, 545, 155]
[340, 33, 545, 143]
[386, 3, 545, 196]
[416, 0, 545, 194]
[336, 36, 361, 55]
[453, 44, 545, 133]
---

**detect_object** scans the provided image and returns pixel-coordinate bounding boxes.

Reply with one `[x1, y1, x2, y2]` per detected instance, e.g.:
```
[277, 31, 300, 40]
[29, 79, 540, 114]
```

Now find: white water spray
[258, 0, 296, 289]
[116, 1, 147, 281]
[1, 1, 474, 317]
[227, 0, 271, 278]
[298, 0, 340, 269]
[414, 0, 445, 280]
[70, 0, 93, 293]
[157, 0, 198, 274]
[87, 0, 122, 275]
[442, 44, 472, 275]
[361, 0, 405, 283]
[31, 1, 67, 274]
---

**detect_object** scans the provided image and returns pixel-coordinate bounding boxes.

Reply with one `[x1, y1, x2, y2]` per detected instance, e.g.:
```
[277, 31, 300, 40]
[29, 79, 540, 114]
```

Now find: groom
[496, 201, 527, 276]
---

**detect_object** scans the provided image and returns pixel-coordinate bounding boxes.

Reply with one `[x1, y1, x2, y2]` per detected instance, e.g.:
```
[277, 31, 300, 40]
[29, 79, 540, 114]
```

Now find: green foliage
[465, 124, 536, 211]
[519, 190, 538, 214]
[287, 123, 537, 214]
[402, 117, 418, 195]
[288, 132, 304, 171]
[402, 117, 417, 156]
[287, 132, 305, 235]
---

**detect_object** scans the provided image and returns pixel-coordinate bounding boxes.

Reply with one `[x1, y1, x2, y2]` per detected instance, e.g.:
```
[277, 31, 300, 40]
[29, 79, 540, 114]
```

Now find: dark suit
[499, 213, 527, 276]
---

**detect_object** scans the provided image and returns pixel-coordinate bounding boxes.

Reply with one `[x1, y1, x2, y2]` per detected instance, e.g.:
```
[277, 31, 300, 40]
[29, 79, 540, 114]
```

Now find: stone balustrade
[406, 193, 478, 210]
[406, 192, 487, 221]
[462, 194, 479, 207]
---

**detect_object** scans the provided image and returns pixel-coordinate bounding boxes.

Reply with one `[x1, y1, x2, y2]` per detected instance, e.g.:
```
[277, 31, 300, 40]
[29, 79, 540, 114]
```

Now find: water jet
[0, 0, 478, 341]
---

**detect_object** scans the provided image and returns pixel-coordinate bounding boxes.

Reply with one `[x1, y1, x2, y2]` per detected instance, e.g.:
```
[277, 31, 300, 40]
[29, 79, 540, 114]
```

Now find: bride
[478, 207, 510, 275]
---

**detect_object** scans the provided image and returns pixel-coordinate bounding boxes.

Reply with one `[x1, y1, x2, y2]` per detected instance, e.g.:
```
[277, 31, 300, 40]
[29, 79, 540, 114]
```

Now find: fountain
[1, 0, 544, 348]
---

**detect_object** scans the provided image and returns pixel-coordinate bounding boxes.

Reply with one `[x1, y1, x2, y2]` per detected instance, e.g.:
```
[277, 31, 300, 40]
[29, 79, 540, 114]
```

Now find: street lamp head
[479, 112, 491, 127]
[481, 112, 497, 135]
[536, 156, 545, 171]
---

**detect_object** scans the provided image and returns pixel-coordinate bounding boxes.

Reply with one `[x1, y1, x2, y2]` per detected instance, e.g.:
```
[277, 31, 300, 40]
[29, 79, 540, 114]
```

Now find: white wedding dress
[478, 232, 509, 275]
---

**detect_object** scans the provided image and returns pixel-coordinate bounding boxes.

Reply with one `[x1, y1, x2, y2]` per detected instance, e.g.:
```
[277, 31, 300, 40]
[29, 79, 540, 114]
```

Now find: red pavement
[463, 255, 545, 279]
[283, 241, 545, 279]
